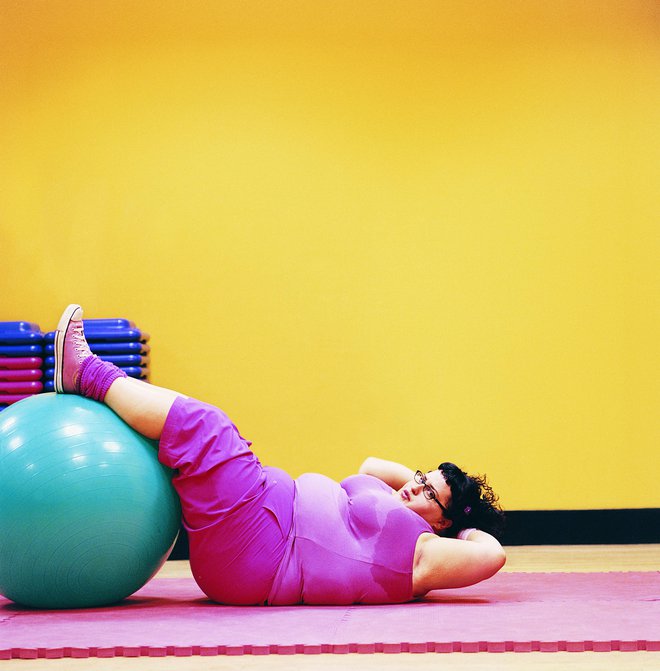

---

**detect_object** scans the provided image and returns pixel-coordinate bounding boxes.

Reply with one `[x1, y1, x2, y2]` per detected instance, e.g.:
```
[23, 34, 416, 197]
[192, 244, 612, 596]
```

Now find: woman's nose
[410, 483, 422, 496]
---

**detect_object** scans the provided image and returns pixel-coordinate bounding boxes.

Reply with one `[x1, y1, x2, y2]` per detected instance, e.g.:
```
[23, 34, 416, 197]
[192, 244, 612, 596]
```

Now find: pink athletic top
[268, 473, 433, 605]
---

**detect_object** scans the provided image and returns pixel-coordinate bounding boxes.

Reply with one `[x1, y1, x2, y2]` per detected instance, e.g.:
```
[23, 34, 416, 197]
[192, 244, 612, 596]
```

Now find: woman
[54, 304, 506, 606]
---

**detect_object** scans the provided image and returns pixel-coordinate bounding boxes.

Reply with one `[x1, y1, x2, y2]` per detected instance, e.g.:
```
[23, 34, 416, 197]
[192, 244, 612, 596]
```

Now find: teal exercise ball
[0, 393, 181, 609]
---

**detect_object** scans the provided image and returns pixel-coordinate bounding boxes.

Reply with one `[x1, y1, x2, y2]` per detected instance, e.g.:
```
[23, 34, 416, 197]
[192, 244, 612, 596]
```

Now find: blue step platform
[2, 315, 152, 411]
[0, 322, 44, 410]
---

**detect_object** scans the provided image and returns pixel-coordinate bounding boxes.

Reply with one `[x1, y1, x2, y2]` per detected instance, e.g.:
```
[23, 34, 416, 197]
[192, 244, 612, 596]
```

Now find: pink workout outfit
[57, 306, 433, 605]
[158, 396, 433, 606]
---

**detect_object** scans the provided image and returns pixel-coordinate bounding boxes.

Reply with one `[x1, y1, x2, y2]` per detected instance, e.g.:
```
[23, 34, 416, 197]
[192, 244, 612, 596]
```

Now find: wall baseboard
[167, 508, 660, 559]
[500, 508, 660, 545]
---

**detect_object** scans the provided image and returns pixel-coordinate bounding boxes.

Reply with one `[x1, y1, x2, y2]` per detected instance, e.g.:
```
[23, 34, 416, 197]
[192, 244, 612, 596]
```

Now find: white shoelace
[70, 322, 90, 355]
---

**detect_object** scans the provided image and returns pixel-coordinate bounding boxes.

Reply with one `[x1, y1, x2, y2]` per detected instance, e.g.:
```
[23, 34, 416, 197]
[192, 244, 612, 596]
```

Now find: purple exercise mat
[0, 394, 32, 406]
[0, 381, 43, 394]
[0, 357, 43, 370]
[0, 572, 658, 659]
[0, 369, 42, 382]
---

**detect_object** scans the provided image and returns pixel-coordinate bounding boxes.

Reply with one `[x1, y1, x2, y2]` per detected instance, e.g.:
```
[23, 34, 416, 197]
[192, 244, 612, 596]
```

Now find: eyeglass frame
[414, 470, 449, 515]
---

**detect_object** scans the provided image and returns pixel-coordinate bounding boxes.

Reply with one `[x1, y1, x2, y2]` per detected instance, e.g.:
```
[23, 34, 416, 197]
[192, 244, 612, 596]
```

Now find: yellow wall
[1, 1, 658, 510]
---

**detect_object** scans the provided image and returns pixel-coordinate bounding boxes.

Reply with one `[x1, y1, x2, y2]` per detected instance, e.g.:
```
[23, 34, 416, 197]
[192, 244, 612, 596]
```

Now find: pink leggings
[158, 397, 294, 605]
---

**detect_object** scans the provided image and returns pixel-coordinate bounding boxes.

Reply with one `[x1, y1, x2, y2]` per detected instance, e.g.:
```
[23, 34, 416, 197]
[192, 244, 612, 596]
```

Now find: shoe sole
[54, 304, 81, 393]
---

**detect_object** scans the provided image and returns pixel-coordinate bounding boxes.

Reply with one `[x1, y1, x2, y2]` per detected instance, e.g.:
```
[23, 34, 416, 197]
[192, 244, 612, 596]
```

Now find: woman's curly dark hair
[437, 462, 505, 539]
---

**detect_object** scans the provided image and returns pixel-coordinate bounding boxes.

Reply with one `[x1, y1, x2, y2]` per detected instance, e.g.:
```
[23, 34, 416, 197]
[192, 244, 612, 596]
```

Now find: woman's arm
[358, 457, 415, 490]
[412, 530, 506, 595]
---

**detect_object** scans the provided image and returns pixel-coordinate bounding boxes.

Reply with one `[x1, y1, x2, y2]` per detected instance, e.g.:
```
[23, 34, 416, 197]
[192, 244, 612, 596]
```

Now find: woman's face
[394, 469, 453, 533]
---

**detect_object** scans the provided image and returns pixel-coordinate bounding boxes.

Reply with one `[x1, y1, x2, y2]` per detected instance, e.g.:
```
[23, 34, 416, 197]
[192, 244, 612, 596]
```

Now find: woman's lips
[401, 489, 411, 502]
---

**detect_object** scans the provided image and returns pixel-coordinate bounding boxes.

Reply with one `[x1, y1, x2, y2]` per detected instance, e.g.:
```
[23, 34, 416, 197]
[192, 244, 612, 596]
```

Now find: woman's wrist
[457, 527, 478, 541]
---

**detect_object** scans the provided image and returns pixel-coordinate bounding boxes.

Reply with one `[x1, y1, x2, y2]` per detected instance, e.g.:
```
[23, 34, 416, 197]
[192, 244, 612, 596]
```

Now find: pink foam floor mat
[1, 572, 658, 659]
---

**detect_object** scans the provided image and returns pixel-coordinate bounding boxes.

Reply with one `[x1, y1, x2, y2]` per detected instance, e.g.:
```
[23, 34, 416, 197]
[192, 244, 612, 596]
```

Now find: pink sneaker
[54, 304, 94, 393]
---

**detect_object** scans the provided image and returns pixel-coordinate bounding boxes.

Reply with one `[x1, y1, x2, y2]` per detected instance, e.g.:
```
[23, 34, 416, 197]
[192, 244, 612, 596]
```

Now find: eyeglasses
[414, 470, 448, 514]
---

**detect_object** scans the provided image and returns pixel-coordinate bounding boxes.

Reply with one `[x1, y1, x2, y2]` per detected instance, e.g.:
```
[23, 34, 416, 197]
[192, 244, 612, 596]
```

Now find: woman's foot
[54, 304, 94, 393]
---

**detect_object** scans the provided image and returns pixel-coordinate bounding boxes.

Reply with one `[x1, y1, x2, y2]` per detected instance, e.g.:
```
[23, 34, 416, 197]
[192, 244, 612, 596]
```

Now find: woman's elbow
[497, 546, 507, 570]
[487, 546, 507, 577]
[474, 544, 506, 583]
[358, 456, 376, 475]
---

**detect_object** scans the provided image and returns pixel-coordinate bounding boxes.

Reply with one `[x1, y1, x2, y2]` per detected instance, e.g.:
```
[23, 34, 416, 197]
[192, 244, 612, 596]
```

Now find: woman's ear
[434, 517, 453, 534]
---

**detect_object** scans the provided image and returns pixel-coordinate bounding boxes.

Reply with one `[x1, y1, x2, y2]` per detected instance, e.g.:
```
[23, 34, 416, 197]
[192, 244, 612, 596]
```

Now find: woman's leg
[54, 304, 293, 605]
[104, 377, 185, 440]
[54, 304, 185, 439]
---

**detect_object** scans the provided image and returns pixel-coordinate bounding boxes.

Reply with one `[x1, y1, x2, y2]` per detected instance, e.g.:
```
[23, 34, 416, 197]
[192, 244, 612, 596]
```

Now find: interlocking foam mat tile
[1, 572, 658, 658]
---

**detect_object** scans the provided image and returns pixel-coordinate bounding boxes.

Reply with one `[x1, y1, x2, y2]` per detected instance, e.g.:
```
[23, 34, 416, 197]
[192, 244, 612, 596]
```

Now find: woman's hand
[358, 457, 415, 490]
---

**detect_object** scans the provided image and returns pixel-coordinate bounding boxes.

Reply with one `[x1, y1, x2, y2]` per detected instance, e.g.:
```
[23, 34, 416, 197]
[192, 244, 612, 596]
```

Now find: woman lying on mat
[54, 304, 506, 606]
